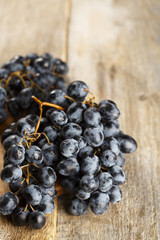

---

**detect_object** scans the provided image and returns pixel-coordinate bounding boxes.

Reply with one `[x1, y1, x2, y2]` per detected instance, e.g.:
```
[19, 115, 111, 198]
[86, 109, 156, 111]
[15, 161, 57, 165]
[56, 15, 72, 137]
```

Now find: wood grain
[0, 0, 160, 240]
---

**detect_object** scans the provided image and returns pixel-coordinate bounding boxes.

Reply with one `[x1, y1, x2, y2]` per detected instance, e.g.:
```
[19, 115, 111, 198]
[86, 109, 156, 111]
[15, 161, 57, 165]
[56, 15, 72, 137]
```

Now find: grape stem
[32, 96, 64, 134]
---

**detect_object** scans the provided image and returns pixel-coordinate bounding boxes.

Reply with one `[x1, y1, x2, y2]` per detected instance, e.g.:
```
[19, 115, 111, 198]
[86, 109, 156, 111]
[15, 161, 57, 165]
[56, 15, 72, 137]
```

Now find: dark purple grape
[28, 211, 46, 229]
[0, 192, 19, 215]
[68, 197, 88, 216]
[67, 81, 89, 102]
[90, 191, 109, 215]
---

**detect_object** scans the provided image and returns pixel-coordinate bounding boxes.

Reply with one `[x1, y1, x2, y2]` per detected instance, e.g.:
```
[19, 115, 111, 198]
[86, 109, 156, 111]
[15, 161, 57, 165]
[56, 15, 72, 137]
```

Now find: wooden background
[0, 0, 160, 239]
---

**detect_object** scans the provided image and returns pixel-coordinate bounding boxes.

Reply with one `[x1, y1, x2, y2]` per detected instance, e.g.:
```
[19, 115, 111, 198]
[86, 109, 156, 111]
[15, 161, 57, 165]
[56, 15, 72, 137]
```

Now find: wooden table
[0, 0, 160, 239]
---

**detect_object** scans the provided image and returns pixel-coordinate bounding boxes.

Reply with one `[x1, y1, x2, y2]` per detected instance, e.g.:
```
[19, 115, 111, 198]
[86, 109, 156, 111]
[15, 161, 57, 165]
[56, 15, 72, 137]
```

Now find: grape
[116, 133, 137, 153]
[26, 145, 43, 165]
[28, 211, 46, 229]
[109, 185, 122, 203]
[68, 198, 88, 216]
[36, 166, 57, 187]
[67, 81, 89, 102]
[1, 128, 13, 144]
[7, 98, 23, 117]
[103, 120, 120, 138]
[17, 88, 33, 109]
[83, 127, 104, 147]
[12, 207, 29, 226]
[50, 110, 68, 126]
[7, 144, 25, 165]
[61, 176, 79, 193]
[49, 89, 69, 108]
[90, 191, 109, 215]
[23, 184, 42, 206]
[80, 155, 100, 175]
[42, 143, 59, 166]
[1, 164, 22, 183]
[58, 158, 80, 176]
[100, 150, 117, 168]
[67, 102, 87, 123]
[116, 152, 125, 167]
[84, 107, 101, 126]
[78, 146, 94, 159]
[38, 185, 56, 198]
[53, 58, 68, 74]
[0, 192, 19, 215]
[80, 175, 99, 193]
[60, 138, 79, 157]
[74, 136, 87, 150]
[9, 177, 26, 193]
[98, 172, 113, 192]
[99, 100, 120, 121]
[43, 126, 57, 142]
[60, 123, 82, 139]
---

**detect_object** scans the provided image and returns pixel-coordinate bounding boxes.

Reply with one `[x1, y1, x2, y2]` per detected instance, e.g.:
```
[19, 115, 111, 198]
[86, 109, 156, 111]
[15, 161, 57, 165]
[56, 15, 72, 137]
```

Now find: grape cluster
[1, 114, 57, 229]
[0, 80, 137, 229]
[47, 81, 137, 216]
[0, 53, 68, 123]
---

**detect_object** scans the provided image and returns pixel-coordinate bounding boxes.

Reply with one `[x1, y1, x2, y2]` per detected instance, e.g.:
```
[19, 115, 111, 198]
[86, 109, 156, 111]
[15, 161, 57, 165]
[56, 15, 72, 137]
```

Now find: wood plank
[0, 0, 68, 239]
[56, 0, 160, 239]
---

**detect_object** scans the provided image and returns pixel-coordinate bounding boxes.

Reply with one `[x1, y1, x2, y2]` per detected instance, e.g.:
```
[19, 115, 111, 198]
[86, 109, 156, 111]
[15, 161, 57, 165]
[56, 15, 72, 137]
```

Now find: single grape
[12, 207, 29, 226]
[99, 100, 120, 121]
[100, 150, 117, 168]
[116, 134, 137, 153]
[67, 102, 87, 123]
[67, 81, 89, 102]
[58, 158, 80, 176]
[60, 123, 82, 139]
[98, 172, 113, 192]
[0, 192, 19, 215]
[83, 127, 104, 147]
[109, 185, 122, 203]
[26, 145, 43, 165]
[68, 197, 88, 216]
[108, 165, 126, 185]
[80, 175, 99, 193]
[42, 143, 59, 166]
[28, 211, 46, 229]
[90, 191, 110, 215]
[80, 155, 100, 175]
[50, 110, 68, 126]
[1, 164, 22, 183]
[23, 184, 42, 206]
[60, 138, 79, 157]
[36, 166, 57, 188]
[7, 144, 25, 165]
[84, 107, 101, 126]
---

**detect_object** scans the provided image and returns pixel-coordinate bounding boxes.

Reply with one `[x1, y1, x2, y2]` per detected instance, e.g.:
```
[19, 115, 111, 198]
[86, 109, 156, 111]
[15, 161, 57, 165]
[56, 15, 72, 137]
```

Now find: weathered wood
[0, 0, 160, 239]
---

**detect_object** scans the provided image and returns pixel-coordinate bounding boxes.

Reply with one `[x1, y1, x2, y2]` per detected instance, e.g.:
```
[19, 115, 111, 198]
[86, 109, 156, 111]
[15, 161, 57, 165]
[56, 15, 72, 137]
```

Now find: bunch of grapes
[0, 53, 68, 124]
[0, 79, 137, 229]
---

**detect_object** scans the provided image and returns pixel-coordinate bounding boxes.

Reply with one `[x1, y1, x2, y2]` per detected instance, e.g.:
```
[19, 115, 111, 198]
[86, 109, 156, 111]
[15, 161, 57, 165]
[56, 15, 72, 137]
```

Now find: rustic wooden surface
[0, 0, 160, 239]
